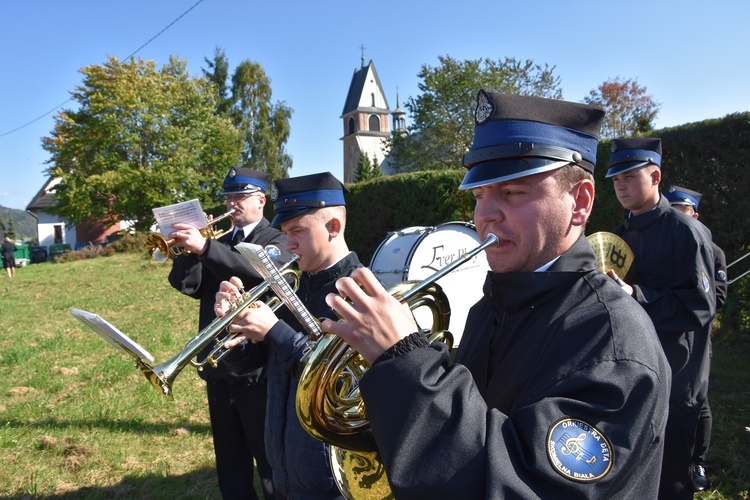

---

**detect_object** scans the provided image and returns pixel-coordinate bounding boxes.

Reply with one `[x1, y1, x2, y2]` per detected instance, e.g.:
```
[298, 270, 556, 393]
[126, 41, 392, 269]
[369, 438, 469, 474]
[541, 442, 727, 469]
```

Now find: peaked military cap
[605, 138, 662, 178]
[665, 185, 703, 210]
[221, 167, 270, 195]
[459, 90, 605, 190]
[270, 172, 348, 227]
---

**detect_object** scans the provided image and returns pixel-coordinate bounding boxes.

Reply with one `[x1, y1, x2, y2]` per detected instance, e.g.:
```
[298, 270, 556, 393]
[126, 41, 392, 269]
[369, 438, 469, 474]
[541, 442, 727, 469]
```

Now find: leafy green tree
[229, 60, 293, 181]
[386, 55, 563, 173]
[0, 217, 6, 236]
[354, 152, 383, 183]
[5, 217, 16, 239]
[42, 56, 242, 232]
[583, 77, 661, 139]
[203, 47, 232, 117]
[203, 49, 294, 181]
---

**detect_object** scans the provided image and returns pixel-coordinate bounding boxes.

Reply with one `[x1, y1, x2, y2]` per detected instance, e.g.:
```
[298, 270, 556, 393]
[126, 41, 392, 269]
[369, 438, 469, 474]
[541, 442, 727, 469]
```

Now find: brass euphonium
[295, 233, 499, 499]
[146, 209, 236, 263]
[138, 257, 299, 400]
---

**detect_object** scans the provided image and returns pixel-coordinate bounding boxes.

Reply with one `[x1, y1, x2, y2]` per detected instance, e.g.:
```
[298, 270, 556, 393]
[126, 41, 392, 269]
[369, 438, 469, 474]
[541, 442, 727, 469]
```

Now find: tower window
[348, 117, 355, 135]
[368, 115, 380, 132]
[371, 93, 375, 107]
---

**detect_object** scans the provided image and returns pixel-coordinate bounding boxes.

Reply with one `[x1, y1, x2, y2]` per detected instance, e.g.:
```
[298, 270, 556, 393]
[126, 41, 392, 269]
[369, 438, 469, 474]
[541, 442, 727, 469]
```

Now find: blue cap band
[274, 189, 346, 213]
[467, 120, 599, 167]
[608, 148, 662, 168]
[666, 191, 700, 209]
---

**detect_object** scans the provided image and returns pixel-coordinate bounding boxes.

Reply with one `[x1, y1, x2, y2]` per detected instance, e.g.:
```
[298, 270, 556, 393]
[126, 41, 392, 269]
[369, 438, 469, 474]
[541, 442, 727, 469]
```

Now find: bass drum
[369, 221, 490, 346]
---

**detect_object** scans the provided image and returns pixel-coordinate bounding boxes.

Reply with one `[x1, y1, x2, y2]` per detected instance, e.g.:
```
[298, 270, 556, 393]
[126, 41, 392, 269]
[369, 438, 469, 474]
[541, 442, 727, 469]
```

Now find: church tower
[341, 56, 391, 183]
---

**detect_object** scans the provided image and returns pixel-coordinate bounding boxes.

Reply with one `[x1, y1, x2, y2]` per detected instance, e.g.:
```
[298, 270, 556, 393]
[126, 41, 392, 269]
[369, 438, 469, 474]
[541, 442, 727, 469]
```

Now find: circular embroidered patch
[702, 271, 711, 294]
[547, 418, 613, 482]
[264, 245, 281, 259]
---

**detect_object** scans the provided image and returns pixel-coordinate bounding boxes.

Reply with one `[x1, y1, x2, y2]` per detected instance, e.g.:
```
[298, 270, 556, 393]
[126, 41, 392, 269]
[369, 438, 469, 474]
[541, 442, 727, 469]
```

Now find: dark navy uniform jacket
[360, 235, 671, 498]
[168, 216, 290, 383]
[228, 252, 361, 499]
[614, 196, 716, 408]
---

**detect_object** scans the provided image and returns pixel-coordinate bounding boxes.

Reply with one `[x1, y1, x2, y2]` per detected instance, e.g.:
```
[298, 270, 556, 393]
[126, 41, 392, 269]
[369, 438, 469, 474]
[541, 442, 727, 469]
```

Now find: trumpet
[146, 210, 236, 263]
[138, 256, 299, 400]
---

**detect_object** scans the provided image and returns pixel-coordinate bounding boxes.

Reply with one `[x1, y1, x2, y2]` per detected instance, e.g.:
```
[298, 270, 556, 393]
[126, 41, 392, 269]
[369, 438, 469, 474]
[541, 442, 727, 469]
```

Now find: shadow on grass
[5, 467, 221, 499]
[2, 417, 211, 435]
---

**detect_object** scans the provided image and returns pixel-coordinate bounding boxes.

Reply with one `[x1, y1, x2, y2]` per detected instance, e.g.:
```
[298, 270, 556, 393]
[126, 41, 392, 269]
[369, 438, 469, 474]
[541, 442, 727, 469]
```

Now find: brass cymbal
[586, 232, 634, 279]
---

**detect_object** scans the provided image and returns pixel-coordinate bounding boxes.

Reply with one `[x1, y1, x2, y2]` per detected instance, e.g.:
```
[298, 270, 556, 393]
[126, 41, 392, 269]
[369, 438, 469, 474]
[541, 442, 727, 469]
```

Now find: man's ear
[651, 167, 661, 186]
[327, 217, 342, 237]
[570, 179, 595, 227]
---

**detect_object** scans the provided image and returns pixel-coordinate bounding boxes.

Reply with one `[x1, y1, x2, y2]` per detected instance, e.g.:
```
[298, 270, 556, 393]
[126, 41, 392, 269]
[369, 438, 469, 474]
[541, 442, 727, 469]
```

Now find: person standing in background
[665, 184, 729, 492]
[2, 235, 17, 278]
[606, 140, 717, 499]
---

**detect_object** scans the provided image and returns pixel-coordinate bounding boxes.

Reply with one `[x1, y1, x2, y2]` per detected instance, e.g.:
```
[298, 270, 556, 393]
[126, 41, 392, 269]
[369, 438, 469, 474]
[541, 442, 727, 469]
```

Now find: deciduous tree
[203, 49, 293, 181]
[42, 56, 242, 232]
[583, 77, 661, 139]
[385, 55, 563, 173]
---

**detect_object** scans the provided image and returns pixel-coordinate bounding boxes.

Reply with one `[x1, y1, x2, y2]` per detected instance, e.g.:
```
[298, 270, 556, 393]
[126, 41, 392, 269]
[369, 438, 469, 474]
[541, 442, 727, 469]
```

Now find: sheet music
[152, 199, 206, 236]
[69, 308, 154, 362]
[235, 243, 323, 338]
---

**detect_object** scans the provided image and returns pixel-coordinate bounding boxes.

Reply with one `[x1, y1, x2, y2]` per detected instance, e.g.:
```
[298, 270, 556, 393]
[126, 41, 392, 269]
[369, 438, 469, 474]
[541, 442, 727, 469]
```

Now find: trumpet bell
[145, 233, 172, 263]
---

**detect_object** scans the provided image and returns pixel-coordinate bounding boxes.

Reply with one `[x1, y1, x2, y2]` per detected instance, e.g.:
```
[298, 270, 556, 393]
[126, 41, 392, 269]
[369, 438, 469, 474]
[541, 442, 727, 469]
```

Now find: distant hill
[0, 205, 38, 242]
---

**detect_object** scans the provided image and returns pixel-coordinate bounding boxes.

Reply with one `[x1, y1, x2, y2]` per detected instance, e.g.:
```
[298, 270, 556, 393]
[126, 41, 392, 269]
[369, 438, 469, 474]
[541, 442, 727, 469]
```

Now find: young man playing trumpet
[215, 172, 359, 499]
[168, 167, 291, 499]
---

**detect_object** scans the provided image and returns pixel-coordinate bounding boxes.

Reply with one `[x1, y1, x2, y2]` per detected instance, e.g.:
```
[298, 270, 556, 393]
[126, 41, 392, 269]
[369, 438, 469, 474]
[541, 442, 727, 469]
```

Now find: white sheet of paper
[152, 199, 206, 236]
[69, 308, 154, 363]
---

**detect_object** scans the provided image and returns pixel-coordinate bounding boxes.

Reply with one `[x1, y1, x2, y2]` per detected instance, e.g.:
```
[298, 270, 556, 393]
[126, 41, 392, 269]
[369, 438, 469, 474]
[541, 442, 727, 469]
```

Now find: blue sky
[1, 0, 748, 210]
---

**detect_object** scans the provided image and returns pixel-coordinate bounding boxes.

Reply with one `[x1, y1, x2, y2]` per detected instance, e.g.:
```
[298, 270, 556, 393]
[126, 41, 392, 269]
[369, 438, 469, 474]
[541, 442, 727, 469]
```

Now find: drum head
[370, 222, 489, 346]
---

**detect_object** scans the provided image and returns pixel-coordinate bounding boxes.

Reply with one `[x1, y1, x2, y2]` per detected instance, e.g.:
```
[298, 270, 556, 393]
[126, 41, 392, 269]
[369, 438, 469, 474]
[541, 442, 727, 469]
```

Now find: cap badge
[610, 142, 618, 153]
[475, 90, 495, 125]
[229, 167, 237, 178]
[547, 418, 613, 482]
[270, 182, 279, 201]
[668, 186, 676, 193]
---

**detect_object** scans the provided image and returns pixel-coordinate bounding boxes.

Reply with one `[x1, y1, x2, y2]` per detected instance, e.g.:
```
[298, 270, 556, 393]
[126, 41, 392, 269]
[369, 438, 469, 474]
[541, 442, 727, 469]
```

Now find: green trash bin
[12, 244, 30, 267]
[49, 244, 72, 261]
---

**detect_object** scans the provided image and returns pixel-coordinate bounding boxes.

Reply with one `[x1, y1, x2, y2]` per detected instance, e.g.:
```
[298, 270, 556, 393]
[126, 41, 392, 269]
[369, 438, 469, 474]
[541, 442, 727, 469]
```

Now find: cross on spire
[359, 43, 366, 67]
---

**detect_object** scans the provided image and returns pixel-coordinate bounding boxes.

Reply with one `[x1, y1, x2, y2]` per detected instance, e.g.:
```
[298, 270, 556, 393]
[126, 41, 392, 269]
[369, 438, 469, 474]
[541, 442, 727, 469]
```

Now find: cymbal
[586, 232, 634, 280]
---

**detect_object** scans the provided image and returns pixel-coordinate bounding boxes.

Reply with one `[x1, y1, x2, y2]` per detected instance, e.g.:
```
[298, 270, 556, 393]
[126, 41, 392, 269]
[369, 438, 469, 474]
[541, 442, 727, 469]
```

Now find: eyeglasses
[225, 192, 261, 203]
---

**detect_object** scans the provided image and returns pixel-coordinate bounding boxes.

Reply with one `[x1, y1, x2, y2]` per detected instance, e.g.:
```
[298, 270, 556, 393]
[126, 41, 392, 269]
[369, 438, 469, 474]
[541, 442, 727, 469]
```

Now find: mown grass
[0, 252, 749, 498]
[0, 253, 220, 499]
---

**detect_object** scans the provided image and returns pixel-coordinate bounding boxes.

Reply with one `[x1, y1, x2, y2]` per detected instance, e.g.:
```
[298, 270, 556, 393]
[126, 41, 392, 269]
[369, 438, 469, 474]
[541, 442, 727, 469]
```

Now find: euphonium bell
[146, 209, 236, 263]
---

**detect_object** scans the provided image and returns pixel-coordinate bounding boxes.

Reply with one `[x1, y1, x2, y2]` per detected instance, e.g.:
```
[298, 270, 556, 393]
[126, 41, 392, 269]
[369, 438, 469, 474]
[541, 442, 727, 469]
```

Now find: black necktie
[232, 230, 244, 246]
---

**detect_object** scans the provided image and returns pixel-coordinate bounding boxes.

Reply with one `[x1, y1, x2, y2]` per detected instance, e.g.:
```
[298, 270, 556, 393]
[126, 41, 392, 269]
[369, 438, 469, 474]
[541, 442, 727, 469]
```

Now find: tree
[203, 50, 294, 181]
[203, 47, 232, 117]
[42, 56, 243, 232]
[229, 61, 293, 181]
[6, 217, 15, 239]
[354, 152, 383, 183]
[385, 55, 563, 173]
[583, 77, 661, 139]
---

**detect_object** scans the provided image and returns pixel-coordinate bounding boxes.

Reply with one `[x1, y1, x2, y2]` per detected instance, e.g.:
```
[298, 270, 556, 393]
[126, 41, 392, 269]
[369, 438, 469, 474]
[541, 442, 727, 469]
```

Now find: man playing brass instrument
[322, 92, 671, 497]
[216, 172, 360, 499]
[606, 145, 718, 499]
[168, 167, 291, 499]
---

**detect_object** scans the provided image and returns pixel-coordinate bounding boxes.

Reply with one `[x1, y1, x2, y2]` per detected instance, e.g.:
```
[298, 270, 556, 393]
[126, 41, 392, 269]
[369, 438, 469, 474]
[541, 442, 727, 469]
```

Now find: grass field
[0, 251, 748, 498]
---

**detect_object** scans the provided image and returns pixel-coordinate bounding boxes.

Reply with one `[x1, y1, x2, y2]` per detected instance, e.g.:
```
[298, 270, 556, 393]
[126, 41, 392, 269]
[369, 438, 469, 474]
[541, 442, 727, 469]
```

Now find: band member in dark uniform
[168, 167, 291, 499]
[217, 172, 358, 499]
[321, 91, 671, 498]
[665, 184, 728, 492]
[606, 143, 717, 499]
